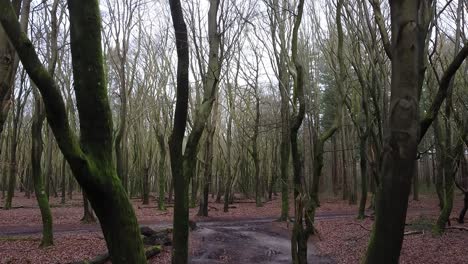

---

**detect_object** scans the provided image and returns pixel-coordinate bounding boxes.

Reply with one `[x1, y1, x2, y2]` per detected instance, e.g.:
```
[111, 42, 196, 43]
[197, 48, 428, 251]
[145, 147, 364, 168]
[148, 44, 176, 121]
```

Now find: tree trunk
[61, 156, 66, 204]
[198, 132, 213, 217]
[198, 102, 216, 216]
[157, 140, 166, 210]
[341, 129, 348, 200]
[44, 127, 53, 198]
[168, 0, 191, 262]
[190, 165, 199, 208]
[358, 134, 368, 219]
[458, 192, 467, 223]
[81, 191, 95, 223]
[332, 136, 338, 196]
[32, 82, 54, 247]
[363, 1, 428, 262]
[413, 161, 419, 201]
[4, 108, 18, 209]
[253, 85, 261, 207]
[142, 167, 150, 205]
[67, 167, 73, 200]
[433, 117, 444, 209]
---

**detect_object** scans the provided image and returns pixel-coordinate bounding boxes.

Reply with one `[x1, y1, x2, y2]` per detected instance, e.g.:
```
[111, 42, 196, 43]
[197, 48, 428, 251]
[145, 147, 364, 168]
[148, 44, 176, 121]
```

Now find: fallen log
[140, 226, 172, 246]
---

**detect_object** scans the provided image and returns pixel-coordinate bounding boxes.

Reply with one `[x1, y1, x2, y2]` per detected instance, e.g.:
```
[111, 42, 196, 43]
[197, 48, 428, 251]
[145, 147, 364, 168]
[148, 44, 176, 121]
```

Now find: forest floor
[0, 192, 466, 263]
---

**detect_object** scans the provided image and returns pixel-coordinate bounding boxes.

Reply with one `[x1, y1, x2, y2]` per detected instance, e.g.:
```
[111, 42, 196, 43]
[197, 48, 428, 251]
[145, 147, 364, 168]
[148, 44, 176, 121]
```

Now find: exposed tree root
[68, 227, 170, 264]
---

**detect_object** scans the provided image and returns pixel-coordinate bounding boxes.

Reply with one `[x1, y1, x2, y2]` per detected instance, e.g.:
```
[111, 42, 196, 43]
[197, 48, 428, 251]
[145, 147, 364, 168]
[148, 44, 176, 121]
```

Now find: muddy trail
[190, 219, 333, 264]
[0, 209, 440, 264]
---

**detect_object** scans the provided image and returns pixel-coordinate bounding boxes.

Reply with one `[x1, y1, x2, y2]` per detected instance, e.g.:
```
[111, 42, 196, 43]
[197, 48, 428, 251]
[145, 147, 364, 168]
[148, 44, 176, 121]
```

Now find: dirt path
[190, 219, 333, 264]
[0, 208, 439, 237]
[0, 211, 360, 237]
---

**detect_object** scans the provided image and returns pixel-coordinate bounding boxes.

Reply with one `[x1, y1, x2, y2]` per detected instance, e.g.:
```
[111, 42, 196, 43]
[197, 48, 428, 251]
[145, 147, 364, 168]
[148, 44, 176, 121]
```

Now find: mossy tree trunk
[0, 0, 147, 262]
[31, 0, 55, 247]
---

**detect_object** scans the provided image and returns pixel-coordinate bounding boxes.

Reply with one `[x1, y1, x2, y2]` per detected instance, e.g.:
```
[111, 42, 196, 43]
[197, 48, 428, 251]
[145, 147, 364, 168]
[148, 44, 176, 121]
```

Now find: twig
[446, 226, 468, 232]
[404, 230, 423, 236]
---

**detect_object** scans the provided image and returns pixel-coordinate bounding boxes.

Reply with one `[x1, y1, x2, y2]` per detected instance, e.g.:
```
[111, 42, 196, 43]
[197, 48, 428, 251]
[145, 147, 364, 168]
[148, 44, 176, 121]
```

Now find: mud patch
[190, 220, 333, 264]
